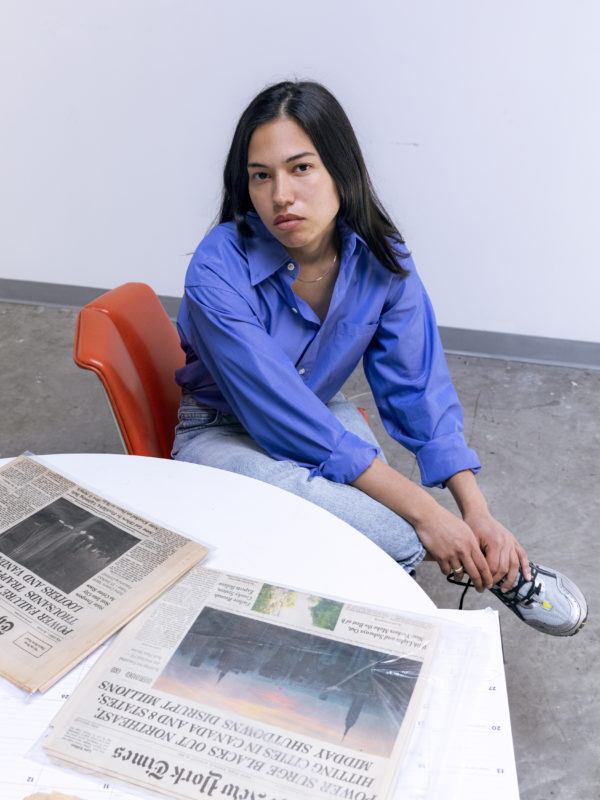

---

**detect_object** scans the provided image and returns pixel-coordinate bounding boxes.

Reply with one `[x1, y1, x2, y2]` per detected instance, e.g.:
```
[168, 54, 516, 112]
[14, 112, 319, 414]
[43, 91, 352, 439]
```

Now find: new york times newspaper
[43, 566, 440, 800]
[0, 456, 208, 692]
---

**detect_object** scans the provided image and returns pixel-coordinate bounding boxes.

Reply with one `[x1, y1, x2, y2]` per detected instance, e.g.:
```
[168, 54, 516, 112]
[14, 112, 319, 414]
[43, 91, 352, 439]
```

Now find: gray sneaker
[448, 561, 588, 636]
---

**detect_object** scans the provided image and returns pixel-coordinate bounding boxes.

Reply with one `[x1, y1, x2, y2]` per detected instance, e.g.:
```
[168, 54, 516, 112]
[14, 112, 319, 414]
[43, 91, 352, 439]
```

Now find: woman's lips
[274, 217, 304, 231]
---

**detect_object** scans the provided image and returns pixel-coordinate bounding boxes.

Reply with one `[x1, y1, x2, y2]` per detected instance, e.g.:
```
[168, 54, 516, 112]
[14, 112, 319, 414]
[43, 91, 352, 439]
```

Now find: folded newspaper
[0, 456, 208, 693]
[43, 566, 440, 800]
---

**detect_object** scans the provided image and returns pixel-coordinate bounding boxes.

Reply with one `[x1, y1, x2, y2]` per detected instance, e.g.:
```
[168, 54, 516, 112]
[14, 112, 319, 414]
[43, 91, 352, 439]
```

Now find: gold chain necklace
[295, 254, 338, 284]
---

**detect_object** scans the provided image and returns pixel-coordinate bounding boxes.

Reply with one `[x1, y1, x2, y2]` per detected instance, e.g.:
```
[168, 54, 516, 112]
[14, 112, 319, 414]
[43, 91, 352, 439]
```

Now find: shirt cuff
[416, 434, 481, 488]
[310, 430, 380, 484]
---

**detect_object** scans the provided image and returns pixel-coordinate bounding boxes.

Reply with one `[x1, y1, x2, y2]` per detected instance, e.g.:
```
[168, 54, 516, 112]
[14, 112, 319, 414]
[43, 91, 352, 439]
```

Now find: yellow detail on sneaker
[543, 600, 553, 610]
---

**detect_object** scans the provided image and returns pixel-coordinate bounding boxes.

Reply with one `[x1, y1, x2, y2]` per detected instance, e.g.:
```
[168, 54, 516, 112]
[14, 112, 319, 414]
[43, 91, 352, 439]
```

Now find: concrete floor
[0, 300, 598, 799]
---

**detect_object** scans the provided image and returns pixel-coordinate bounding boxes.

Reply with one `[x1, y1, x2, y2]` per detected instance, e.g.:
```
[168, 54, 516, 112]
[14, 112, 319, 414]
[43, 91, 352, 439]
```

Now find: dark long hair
[219, 80, 409, 276]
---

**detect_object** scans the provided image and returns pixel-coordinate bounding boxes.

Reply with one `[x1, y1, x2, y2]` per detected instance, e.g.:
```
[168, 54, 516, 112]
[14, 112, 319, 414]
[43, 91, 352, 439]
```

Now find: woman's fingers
[498, 544, 532, 592]
[464, 511, 533, 590]
[439, 549, 492, 593]
[463, 548, 493, 592]
[518, 545, 532, 582]
[416, 506, 498, 592]
[448, 559, 464, 577]
[439, 560, 453, 577]
[498, 550, 520, 592]
[490, 545, 511, 586]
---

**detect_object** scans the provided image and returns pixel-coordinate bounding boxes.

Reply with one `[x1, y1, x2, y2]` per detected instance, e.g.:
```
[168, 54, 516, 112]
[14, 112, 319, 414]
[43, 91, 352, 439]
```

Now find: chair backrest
[73, 283, 185, 458]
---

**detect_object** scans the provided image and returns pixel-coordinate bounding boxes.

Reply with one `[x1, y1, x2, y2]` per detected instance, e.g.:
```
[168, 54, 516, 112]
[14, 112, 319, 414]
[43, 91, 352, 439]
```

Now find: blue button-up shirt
[176, 212, 480, 487]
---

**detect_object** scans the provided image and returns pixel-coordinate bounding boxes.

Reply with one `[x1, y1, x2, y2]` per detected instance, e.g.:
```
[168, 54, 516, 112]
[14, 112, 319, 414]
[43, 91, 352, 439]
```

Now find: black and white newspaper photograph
[0, 456, 208, 693]
[0, 496, 140, 594]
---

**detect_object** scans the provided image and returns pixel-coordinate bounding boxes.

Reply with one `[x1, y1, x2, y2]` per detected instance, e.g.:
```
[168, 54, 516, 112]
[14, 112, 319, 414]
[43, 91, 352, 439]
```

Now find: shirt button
[287, 263, 295, 271]
[291, 307, 298, 314]
[298, 368, 306, 375]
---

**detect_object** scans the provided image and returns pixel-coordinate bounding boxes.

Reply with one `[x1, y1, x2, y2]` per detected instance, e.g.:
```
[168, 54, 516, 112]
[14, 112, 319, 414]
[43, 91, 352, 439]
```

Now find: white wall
[2, 0, 599, 342]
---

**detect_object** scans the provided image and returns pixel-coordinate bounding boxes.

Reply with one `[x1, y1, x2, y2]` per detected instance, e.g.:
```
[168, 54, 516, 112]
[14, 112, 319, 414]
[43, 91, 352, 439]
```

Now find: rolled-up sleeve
[363, 261, 481, 487]
[180, 267, 379, 484]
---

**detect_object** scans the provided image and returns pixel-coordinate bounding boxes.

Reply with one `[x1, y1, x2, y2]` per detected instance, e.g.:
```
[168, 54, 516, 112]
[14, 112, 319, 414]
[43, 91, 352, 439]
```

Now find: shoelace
[446, 572, 474, 609]
[447, 562, 541, 617]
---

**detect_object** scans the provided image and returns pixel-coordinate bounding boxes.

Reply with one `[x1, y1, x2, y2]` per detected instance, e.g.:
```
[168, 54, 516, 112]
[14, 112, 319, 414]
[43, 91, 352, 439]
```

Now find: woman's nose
[272, 173, 293, 207]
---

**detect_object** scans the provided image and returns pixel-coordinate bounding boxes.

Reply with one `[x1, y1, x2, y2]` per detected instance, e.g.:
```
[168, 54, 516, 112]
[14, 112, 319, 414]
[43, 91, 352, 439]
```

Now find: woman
[172, 80, 586, 636]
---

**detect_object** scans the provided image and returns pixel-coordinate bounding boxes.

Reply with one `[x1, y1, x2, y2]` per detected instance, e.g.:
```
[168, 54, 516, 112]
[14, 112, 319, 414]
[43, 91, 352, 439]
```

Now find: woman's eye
[295, 163, 312, 174]
[252, 172, 269, 181]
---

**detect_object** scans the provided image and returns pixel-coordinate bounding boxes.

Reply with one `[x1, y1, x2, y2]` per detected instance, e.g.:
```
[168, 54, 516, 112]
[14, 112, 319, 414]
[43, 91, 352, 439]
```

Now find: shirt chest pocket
[335, 320, 379, 350]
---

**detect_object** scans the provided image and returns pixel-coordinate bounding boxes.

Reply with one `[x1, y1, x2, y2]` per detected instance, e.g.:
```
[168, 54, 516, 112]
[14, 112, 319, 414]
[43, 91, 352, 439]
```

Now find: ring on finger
[452, 566, 465, 576]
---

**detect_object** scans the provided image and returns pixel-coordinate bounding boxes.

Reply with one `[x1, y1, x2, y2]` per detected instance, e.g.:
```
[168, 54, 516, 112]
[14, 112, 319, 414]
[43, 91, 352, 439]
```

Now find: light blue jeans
[171, 392, 426, 571]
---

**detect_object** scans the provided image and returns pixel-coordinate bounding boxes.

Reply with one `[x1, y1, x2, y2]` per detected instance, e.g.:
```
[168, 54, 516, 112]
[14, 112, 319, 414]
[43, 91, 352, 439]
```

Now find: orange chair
[73, 283, 185, 459]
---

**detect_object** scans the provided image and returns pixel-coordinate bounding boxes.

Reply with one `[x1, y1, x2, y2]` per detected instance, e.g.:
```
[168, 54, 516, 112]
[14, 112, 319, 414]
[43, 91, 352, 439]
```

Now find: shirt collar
[244, 212, 368, 286]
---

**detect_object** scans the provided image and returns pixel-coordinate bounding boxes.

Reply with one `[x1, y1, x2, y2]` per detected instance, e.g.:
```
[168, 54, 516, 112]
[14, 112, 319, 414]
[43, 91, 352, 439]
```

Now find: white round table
[2, 453, 434, 614]
[1, 456, 519, 800]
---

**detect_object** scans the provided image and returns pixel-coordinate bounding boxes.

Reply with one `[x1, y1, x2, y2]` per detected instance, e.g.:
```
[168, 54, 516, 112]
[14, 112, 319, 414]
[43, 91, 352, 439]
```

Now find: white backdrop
[1, 0, 598, 342]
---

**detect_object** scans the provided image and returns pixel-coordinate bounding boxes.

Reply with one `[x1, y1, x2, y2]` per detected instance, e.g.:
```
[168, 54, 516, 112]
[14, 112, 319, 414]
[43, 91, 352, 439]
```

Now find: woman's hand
[352, 460, 530, 593]
[445, 469, 531, 590]
[463, 509, 531, 590]
[353, 459, 494, 590]
[413, 505, 494, 592]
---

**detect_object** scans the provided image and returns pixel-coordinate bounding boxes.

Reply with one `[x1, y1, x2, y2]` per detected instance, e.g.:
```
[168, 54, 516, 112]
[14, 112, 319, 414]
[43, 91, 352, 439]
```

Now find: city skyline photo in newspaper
[154, 606, 422, 757]
[0, 497, 140, 594]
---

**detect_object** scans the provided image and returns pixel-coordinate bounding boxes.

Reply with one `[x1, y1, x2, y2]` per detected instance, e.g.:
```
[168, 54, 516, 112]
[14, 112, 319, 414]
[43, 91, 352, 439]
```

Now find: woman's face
[247, 117, 340, 257]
